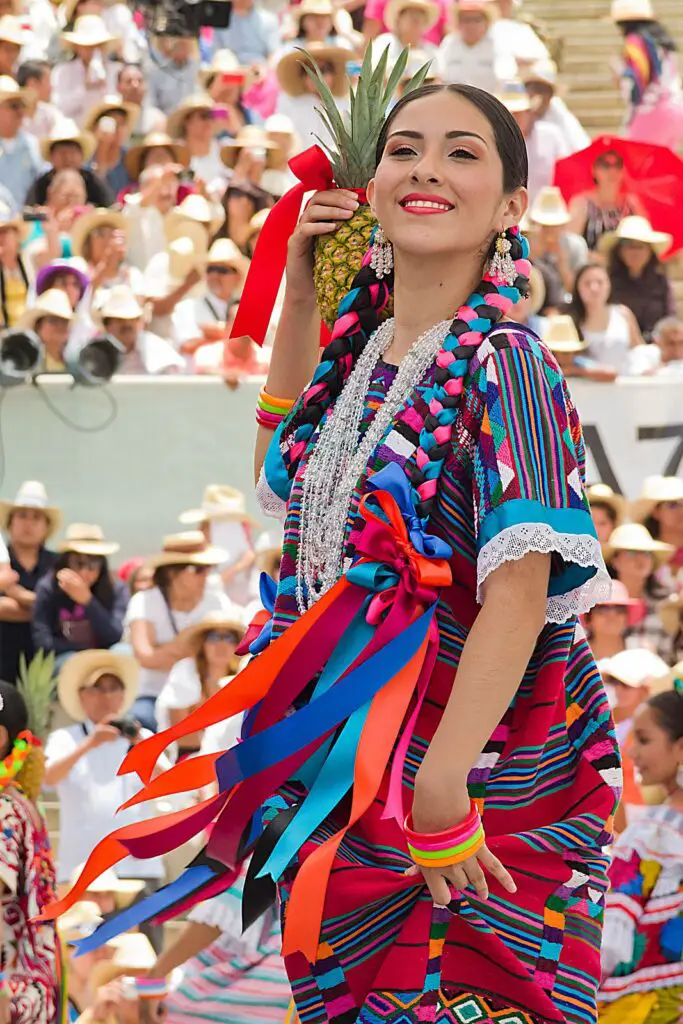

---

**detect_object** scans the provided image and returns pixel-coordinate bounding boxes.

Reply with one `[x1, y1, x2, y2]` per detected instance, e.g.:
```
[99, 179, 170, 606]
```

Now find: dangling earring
[488, 230, 517, 287]
[369, 224, 393, 279]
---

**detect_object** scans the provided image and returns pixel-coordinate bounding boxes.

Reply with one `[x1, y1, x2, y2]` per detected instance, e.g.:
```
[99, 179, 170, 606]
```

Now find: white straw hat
[586, 483, 627, 526]
[599, 215, 672, 256]
[530, 186, 570, 227]
[82, 94, 138, 134]
[40, 118, 96, 164]
[0, 14, 27, 46]
[604, 522, 674, 567]
[149, 531, 229, 569]
[60, 14, 115, 48]
[18, 288, 74, 331]
[98, 285, 144, 322]
[0, 480, 61, 537]
[631, 476, 683, 523]
[59, 522, 120, 556]
[599, 647, 670, 689]
[165, 193, 225, 240]
[384, 0, 440, 33]
[610, 0, 654, 21]
[543, 315, 586, 354]
[58, 649, 138, 724]
[179, 484, 260, 528]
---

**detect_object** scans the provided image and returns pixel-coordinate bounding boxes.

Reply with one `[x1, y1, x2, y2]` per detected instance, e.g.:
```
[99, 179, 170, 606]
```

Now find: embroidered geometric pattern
[359, 990, 541, 1023]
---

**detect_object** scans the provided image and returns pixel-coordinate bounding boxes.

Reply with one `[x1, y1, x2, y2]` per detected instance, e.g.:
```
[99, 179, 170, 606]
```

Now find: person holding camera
[44, 649, 169, 950]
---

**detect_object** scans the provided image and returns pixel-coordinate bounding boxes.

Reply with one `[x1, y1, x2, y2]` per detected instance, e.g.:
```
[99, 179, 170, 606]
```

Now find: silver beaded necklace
[296, 316, 452, 612]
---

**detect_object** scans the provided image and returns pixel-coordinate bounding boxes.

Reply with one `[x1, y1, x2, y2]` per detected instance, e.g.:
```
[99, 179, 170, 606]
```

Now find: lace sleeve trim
[256, 466, 287, 521]
[476, 523, 612, 624]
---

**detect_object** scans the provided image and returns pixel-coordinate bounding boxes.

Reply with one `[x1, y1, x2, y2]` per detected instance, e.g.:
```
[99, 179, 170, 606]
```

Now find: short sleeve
[158, 659, 202, 711]
[45, 726, 78, 767]
[471, 335, 611, 624]
[0, 794, 22, 893]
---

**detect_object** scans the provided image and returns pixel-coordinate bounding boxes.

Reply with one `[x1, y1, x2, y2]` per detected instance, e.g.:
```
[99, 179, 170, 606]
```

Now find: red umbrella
[553, 135, 683, 258]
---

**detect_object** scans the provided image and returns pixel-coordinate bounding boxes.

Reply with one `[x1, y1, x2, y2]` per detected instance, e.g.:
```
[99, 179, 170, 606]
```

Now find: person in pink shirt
[363, 0, 447, 46]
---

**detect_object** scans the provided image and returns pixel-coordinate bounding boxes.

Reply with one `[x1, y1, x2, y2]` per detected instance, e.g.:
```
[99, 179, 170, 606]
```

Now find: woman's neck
[589, 635, 624, 661]
[596, 183, 622, 206]
[1, 255, 18, 272]
[169, 590, 200, 612]
[618, 573, 645, 599]
[387, 250, 483, 362]
[203, 664, 225, 690]
[189, 137, 211, 157]
[582, 304, 610, 330]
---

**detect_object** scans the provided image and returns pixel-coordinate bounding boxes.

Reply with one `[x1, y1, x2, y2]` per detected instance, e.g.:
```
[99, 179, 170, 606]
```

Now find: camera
[109, 717, 140, 740]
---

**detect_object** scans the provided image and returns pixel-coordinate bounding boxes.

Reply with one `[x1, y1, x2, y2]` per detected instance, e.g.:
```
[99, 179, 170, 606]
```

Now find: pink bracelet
[404, 801, 485, 868]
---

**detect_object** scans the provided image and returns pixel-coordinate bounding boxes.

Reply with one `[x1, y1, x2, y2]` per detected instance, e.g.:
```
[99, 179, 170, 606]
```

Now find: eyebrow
[387, 129, 488, 144]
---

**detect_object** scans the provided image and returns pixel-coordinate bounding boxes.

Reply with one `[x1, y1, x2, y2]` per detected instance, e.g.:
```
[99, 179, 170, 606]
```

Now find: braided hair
[286, 84, 531, 522]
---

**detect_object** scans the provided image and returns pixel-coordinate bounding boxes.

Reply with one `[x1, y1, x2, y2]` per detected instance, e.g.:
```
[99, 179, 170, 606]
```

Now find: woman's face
[78, 672, 125, 725]
[184, 108, 214, 144]
[87, 225, 116, 266]
[301, 12, 333, 39]
[141, 146, 176, 171]
[628, 703, 683, 789]
[618, 239, 653, 276]
[457, 10, 488, 45]
[50, 174, 87, 211]
[652, 498, 683, 535]
[591, 504, 616, 547]
[37, 315, 70, 358]
[169, 563, 210, 603]
[202, 628, 240, 671]
[207, 264, 241, 301]
[593, 154, 624, 190]
[67, 552, 103, 587]
[611, 549, 654, 583]
[577, 266, 610, 309]
[49, 271, 83, 309]
[368, 91, 526, 264]
[131, 565, 154, 593]
[588, 604, 628, 640]
[302, 61, 336, 94]
[396, 7, 428, 43]
[0, 225, 19, 263]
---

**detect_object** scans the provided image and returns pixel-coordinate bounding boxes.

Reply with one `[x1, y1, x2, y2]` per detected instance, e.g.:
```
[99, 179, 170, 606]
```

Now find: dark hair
[376, 83, 528, 191]
[566, 261, 610, 335]
[117, 62, 144, 83]
[216, 182, 273, 247]
[648, 688, 683, 741]
[54, 552, 115, 609]
[16, 60, 50, 87]
[609, 241, 663, 279]
[616, 18, 677, 52]
[0, 682, 28, 758]
[590, 500, 618, 527]
[140, 146, 176, 172]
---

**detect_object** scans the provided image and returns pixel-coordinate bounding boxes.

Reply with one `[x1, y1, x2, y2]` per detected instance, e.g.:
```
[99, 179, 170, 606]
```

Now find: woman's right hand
[285, 189, 360, 303]
[88, 719, 123, 749]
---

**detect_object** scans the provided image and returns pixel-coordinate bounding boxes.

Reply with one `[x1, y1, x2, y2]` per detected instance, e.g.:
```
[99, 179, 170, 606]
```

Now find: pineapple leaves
[17, 650, 56, 741]
[403, 59, 433, 97]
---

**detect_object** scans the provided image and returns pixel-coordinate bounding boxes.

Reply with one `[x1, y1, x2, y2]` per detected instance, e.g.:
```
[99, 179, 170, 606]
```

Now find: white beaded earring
[369, 224, 393, 279]
[488, 230, 517, 287]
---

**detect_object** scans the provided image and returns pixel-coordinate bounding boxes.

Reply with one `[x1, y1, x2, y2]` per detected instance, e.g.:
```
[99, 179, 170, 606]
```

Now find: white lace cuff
[476, 523, 612, 624]
[256, 466, 287, 521]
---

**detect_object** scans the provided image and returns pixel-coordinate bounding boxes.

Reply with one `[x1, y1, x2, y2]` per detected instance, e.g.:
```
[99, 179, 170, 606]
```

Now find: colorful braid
[408, 227, 531, 521]
[284, 241, 393, 477]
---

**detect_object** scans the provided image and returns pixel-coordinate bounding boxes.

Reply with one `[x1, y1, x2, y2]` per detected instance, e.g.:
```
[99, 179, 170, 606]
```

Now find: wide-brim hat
[70, 865, 145, 908]
[36, 259, 90, 298]
[0, 480, 61, 537]
[200, 47, 250, 89]
[58, 901, 103, 944]
[83, 95, 138, 134]
[456, 0, 496, 22]
[0, 75, 35, 113]
[61, 14, 115, 48]
[543, 314, 586, 354]
[0, 200, 29, 241]
[521, 58, 561, 93]
[610, 0, 654, 21]
[183, 612, 246, 655]
[586, 483, 628, 525]
[204, 237, 249, 277]
[166, 93, 216, 139]
[530, 185, 570, 227]
[59, 522, 120, 556]
[70, 208, 127, 260]
[18, 288, 74, 331]
[276, 43, 349, 99]
[97, 285, 144, 322]
[0, 15, 27, 47]
[658, 594, 683, 637]
[384, 0, 440, 33]
[124, 131, 189, 181]
[179, 484, 260, 528]
[599, 215, 672, 256]
[220, 125, 280, 169]
[165, 194, 225, 242]
[58, 649, 138, 724]
[599, 647, 670, 689]
[168, 226, 208, 281]
[41, 121, 96, 163]
[497, 80, 533, 114]
[604, 522, 674, 567]
[149, 531, 229, 569]
[630, 475, 683, 524]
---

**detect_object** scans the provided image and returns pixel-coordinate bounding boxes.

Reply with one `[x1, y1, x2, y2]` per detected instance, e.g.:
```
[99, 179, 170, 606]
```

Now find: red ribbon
[229, 145, 334, 348]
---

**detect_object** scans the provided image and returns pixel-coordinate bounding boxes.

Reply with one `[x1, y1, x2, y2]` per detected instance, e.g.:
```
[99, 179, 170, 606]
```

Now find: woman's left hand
[410, 760, 516, 906]
[56, 569, 92, 606]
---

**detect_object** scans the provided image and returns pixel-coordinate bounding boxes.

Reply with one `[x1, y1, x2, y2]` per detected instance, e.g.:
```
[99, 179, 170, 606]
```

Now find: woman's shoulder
[34, 573, 56, 598]
[126, 585, 163, 618]
[159, 657, 200, 705]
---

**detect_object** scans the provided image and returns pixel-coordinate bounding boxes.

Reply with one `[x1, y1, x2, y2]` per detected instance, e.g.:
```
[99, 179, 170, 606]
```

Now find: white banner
[570, 377, 683, 500]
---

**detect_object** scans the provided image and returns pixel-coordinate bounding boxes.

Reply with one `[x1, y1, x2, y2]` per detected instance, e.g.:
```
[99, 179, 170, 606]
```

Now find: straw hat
[0, 200, 28, 241]
[61, 14, 115, 48]
[457, 0, 496, 21]
[521, 58, 560, 91]
[71, 208, 127, 260]
[264, 113, 296, 137]
[165, 193, 225, 241]
[18, 288, 74, 331]
[599, 647, 670, 689]
[0, 14, 26, 46]
[530, 186, 570, 227]
[586, 483, 627, 525]
[220, 124, 280, 169]
[599, 215, 672, 256]
[59, 522, 120, 556]
[168, 225, 208, 280]
[83, 94, 138, 134]
[276, 43, 349, 99]
[543, 315, 586, 355]
[610, 0, 654, 21]
[604, 522, 674, 567]
[658, 593, 683, 637]
[98, 285, 143, 322]
[90, 933, 156, 990]
[40, 118, 96, 163]
[200, 48, 249, 89]
[58, 649, 138, 724]
[179, 484, 260, 528]
[0, 75, 34, 112]
[496, 80, 532, 114]
[149, 531, 229, 569]
[183, 611, 246, 655]
[124, 130, 189, 181]
[58, 901, 103, 944]
[204, 237, 249, 277]
[0, 480, 61, 537]
[166, 93, 215, 139]
[384, 0, 440, 33]
[70, 865, 145, 908]
[631, 476, 683, 524]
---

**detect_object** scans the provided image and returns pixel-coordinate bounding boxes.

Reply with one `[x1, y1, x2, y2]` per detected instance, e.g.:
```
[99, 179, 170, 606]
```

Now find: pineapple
[304, 44, 431, 328]
[16, 650, 56, 800]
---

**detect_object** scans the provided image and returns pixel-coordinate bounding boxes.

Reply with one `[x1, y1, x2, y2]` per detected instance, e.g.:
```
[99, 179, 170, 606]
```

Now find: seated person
[652, 316, 683, 375]
[26, 119, 114, 208]
[541, 313, 618, 382]
[35, 259, 91, 310]
[17, 288, 75, 372]
[0, 202, 31, 328]
[98, 285, 186, 375]
[173, 238, 248, 351]
[83, 94, 136, 197]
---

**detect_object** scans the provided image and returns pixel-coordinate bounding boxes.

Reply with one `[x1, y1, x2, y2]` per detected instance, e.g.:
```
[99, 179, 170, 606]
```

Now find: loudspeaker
[65, 333, 125, 386]
[0, 329, 44, 387]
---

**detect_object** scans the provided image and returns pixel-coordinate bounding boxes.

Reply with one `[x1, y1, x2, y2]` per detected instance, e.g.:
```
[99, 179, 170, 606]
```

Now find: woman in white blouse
[155, 612, 245, 758]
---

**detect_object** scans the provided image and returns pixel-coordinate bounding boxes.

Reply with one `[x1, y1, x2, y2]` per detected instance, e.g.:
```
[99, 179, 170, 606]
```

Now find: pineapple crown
[302, 42, 432, 188]
[17, 651, 55, 743]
